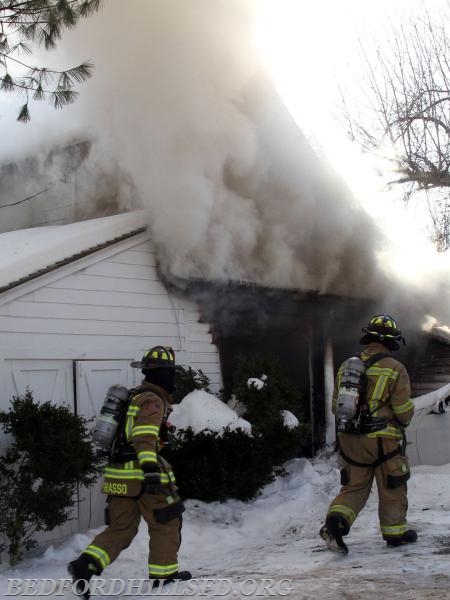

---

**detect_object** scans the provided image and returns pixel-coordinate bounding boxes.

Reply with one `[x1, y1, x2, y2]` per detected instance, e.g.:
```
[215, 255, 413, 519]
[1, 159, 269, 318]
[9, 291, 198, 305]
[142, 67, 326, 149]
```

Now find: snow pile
[413, 385, 450, 414]
[0, 211, 147, 288]
[247, 375, 267, 390]
[170, 391, 251, 434]
[280, 409, 300, 429]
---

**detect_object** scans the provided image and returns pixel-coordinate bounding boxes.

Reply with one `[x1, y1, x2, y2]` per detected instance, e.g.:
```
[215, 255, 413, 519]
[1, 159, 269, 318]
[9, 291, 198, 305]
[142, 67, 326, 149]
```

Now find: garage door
[75, 360, 139, 530]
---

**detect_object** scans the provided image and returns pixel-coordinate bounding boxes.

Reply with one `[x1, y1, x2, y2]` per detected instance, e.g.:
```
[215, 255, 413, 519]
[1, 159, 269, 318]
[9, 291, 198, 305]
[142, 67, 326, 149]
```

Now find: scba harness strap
[339, 436, 402, 468]
[110, 386, 170, 462]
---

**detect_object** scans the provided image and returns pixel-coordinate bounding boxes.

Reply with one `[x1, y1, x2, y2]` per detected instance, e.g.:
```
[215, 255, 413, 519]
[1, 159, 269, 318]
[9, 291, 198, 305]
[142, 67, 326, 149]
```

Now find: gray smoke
[34, 0, 386, 299]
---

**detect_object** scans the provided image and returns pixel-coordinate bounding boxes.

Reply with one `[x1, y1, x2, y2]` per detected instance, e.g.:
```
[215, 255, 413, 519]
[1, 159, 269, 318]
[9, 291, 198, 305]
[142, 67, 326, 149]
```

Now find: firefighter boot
[385, 529, 418, 547]
[320, 516, 349, 555]
[67, 554, 102, 599]
[148, 570, 192, 591]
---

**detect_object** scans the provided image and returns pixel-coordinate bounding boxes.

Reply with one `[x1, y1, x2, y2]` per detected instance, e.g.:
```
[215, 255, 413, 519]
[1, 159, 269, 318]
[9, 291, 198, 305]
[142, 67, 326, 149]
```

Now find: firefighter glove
[142, 466, 163, 495]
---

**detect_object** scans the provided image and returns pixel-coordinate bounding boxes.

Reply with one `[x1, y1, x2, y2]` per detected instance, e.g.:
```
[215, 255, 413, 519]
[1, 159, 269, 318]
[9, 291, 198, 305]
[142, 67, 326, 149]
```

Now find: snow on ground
[1, 454, 449, 600]
[170, 391, 252, 434]
[1, 390, 450, 598]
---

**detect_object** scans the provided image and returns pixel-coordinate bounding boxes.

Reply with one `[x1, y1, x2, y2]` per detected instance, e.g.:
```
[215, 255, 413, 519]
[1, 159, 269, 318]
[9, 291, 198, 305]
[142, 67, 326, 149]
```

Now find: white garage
[0, 211, 222, 542]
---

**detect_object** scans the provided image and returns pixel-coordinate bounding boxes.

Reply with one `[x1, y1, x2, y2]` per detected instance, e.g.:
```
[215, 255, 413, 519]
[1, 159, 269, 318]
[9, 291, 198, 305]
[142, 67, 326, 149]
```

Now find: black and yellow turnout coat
[101, 381, 178, 500]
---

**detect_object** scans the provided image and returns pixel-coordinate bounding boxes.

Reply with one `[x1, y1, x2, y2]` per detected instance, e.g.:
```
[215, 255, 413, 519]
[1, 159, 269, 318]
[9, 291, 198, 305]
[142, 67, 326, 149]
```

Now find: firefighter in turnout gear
[68, 346, 191, 597]
[320, 315, 417, 554]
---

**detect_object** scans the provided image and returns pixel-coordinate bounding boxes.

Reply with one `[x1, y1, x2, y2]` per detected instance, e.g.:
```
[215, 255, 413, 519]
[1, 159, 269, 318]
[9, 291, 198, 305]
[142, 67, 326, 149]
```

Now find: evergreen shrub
[162, 427, 275, 502]
[163, 358, 310, 502]
[0, 391, 102, 565]
[173, 366, 211, 403]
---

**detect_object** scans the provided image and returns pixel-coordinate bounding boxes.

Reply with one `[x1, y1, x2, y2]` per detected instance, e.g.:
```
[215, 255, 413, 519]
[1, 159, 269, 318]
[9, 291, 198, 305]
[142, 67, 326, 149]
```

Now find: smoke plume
[31, 0, 389, 299]
[3, 0, 448, 328]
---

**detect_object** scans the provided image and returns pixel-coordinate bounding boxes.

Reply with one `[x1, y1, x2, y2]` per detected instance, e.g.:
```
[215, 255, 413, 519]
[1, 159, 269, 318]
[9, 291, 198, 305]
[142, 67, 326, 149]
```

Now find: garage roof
[0, 211, 148, 293]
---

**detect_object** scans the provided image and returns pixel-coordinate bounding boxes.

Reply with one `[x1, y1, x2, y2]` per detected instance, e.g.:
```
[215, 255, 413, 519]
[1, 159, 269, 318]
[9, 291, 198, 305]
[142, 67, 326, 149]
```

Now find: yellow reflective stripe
[127, 406, 139, 416]
[149, 563, 178, 576]
[132, 425, 159, 437]
[125, 414, 134, 440]
[367, 425, 402, 439]
[392, 399, 414, 415]
[137, 451, 158, 464]
[328, 504, 356, 524]
[366, 367, 398, 380]
[368, 374, 389, 416]
[84, 545, 110, 569]
[366, 367, 397, 417]
[124, 461, 135, 470]
[104, 467, 144, 480]
[380, 523, 408, 536]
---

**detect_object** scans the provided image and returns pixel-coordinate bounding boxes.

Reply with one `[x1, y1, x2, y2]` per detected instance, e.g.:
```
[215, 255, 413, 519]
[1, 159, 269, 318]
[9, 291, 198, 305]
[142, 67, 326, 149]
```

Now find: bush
[173, 366, 211, 403]
[0, 391, 102, 565]
[162, 427, 275, 502]
[232, 355, 310, 466]
[232, 355, 302, 430]
[162, 356, 310, 502]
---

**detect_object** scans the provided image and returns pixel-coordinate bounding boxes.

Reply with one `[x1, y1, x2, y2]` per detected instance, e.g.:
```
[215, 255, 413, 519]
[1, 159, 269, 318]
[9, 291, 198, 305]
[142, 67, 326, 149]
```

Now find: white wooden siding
[0, 234, 222, 416]
[0, 232, 222, 539]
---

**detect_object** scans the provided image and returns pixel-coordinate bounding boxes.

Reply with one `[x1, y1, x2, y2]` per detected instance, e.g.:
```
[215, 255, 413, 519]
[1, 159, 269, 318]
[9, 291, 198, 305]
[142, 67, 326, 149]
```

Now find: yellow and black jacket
[332, 342, 414, 440]
[101, 382, 178, 499]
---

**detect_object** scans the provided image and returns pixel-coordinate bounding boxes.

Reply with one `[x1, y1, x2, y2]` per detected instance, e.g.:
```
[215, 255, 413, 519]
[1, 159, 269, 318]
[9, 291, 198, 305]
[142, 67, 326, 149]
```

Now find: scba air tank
[92, 384, 130, 450]
[336, 356, 366, 424]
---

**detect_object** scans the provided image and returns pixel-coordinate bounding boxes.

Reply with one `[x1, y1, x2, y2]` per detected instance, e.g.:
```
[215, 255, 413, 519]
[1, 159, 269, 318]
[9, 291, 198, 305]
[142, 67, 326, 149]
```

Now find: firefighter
[320, 314, 417, 553]
[68, 346, 191, 597]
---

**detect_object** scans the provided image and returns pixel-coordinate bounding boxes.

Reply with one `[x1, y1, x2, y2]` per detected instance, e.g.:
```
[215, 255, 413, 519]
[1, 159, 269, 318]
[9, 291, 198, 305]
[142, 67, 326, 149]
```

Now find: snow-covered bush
[162, 356, 310, 503]
[163, 391, 270, 502]
[231, 355, 310, 466]
[0, 391, 101, 566]
[170, 391, 252, 434]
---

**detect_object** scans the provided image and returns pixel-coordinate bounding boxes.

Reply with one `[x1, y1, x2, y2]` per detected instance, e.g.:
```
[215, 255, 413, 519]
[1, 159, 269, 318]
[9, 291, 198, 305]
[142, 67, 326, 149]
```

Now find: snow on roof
[429, 325, 450, 346]
[422, 315, 450, 346]
[0, 210, 148, 291]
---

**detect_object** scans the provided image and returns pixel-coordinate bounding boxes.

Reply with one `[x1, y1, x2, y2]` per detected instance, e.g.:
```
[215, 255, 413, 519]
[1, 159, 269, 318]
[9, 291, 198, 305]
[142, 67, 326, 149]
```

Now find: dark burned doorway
[185, 282, 366, 453]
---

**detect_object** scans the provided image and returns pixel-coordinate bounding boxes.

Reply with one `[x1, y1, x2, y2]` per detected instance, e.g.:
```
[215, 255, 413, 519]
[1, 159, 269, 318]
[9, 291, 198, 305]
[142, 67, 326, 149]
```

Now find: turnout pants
[84, 494, 182, 578]
[327, 434, 411, 540]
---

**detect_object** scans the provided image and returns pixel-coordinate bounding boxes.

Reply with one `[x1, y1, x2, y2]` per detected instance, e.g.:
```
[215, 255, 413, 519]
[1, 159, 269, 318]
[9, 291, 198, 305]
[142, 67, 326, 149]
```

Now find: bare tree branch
[340, 4, 450, 249]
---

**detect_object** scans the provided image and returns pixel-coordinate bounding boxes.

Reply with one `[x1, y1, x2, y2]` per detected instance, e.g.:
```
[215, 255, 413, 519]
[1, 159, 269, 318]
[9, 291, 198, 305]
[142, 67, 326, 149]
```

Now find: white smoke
[0, 1, 391, 297]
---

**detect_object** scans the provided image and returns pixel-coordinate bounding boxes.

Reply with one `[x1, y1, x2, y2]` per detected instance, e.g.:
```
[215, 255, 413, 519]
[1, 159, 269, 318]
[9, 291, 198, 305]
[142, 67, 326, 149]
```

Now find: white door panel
[75, 360, 138, 531]
[6, 359, 73, 407]
[3, 360, 77, 543]
[75, 361, 136, 419]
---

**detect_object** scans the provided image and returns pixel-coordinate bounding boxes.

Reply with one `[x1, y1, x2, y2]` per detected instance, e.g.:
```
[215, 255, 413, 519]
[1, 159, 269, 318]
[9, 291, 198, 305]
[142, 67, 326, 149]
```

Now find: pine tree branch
[0, 0, 100, 120]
